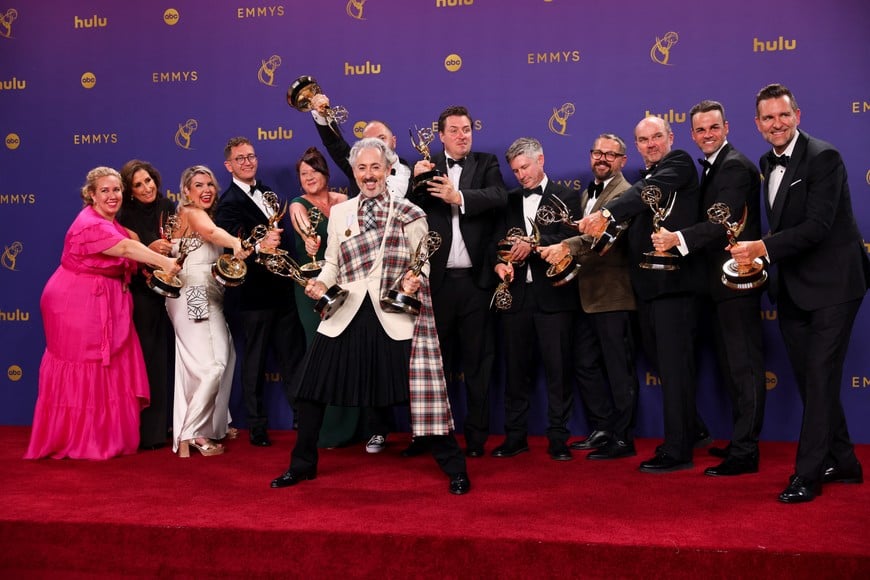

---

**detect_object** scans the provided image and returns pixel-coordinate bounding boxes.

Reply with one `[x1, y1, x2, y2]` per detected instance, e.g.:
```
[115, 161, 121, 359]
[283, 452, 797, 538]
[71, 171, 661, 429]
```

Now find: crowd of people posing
[25, 83, 868, 502]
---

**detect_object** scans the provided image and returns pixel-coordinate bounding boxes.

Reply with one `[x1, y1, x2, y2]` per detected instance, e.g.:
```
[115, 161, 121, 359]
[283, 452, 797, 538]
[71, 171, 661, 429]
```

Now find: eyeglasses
[590, 150, 625, 161]
[232, 154, 257, 164]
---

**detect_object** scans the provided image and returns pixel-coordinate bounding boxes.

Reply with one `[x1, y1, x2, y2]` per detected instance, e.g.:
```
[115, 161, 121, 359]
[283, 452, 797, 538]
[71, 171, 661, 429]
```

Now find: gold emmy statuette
[409, 125, 444, 198]
[639, 185, 679, 271]
[211, 224, 269, 287]
[149, 230, 203, 299]
[287, 75, 348, 134]
[260, 253, 348, 321]
[491, 222, 540, 310]
[707, 203, 767, 290]
[534, 197, 582, 286]
[380, 231, 442, 315]
[254, 191, 289, 265]
[292, 207, 325, 279]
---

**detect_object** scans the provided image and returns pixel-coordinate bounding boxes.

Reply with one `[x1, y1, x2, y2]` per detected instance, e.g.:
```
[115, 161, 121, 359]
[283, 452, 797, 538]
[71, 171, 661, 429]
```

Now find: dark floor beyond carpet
[1, 426, 868, 578]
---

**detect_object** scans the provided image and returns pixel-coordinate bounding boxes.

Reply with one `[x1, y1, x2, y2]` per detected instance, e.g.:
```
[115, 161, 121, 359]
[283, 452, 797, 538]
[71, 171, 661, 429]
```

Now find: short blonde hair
[81, 166, 122, 206]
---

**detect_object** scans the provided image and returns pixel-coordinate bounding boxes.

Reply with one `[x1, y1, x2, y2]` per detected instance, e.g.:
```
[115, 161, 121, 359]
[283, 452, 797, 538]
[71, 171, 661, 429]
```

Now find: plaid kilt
[337, 196, 454, 436]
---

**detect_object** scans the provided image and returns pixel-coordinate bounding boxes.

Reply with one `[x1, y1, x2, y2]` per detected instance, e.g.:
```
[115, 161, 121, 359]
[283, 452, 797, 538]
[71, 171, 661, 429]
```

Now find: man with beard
[540, 134, 640, 460]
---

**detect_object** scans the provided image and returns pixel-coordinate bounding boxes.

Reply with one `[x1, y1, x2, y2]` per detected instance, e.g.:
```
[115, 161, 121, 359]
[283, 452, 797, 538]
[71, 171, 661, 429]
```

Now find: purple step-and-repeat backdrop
[2, 0, 869, 442]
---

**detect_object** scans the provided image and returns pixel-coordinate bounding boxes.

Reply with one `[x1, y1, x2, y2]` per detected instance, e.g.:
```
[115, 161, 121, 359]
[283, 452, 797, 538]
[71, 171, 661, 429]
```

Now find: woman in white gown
[166, 165, 251, 457]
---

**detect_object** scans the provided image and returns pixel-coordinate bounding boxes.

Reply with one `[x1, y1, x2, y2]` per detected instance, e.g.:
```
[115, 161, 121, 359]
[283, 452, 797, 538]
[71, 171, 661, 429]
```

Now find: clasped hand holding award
[534, 197, 583, 286]
[380, 231, 442, 315]
[287, 75, 348, 135]
[211, 224, 269, 287]
[491, 220, 540, 310]
[707, 203, 767, 289]
[409, 125, 444, 199]
[291, 206, 325, 279]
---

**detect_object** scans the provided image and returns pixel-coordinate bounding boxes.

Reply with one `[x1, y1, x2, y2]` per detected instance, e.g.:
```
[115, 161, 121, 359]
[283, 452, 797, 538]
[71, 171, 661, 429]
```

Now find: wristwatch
[600, 208, 614, 222]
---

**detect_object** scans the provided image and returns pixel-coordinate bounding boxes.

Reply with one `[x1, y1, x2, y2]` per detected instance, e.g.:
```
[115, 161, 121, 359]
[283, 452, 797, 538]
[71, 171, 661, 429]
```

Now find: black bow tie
[641, 164, 657, 178]
[698, 158, 712, 170]
[447, 157, 465, 168]
[522, 186, 543, 198]
[249, 182, 259, 195]
[767, 152, 790, 168]
[587, 182, 604, 199]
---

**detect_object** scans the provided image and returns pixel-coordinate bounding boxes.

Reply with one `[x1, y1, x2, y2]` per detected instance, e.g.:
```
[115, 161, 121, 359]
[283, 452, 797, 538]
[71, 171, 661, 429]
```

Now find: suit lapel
[769, 132, 806, 231]
[458, 153, 476, 190]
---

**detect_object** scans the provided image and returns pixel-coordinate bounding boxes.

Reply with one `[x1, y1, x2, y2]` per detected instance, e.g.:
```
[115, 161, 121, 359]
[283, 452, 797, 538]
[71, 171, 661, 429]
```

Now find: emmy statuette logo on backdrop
[650, 31, 679, 65]
[548, 103, 575, 136]
[174, 119, 198, 150]
[2, 241, 23, 270]
[346, 0, 366, 20]
[258, 55, 282, 86]
[0, 8, 17, 38]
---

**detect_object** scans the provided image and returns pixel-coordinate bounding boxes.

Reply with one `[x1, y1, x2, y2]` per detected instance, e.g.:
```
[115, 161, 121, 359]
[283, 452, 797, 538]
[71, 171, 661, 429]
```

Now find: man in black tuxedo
[490, 137, 579, 461]
[407, 105, 507, 458]
[652, 100, 766, 476]
[215, 136, 305, 447]
[729, 84, 869, 503]
[579, 115, 702, 473]
[307, 92, 411, 199]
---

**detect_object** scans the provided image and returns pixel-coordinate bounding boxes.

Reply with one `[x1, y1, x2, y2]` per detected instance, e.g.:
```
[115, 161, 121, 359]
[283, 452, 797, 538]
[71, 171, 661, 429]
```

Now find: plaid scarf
[337, 193, 454, 436]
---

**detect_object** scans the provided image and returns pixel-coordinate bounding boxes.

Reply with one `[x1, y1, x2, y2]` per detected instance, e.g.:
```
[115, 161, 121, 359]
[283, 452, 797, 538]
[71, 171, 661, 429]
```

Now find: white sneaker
[365, 434, 386, 454]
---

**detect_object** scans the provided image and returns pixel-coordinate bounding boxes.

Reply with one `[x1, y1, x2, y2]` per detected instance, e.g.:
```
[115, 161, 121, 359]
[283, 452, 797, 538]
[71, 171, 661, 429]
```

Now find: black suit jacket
[407, 150, 507, 292]
[494, 180, 580, 314]
[605, 149, 702, 301]
[681, 143, 763, 302]
[761, 131, 870, 310]
[214, 182, 295, 310]
[314, 120, 410, 198]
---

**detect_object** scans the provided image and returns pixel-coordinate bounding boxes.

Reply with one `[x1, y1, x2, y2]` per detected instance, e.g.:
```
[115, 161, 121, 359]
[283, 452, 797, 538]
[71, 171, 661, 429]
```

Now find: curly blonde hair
[81, 166, 123, 206]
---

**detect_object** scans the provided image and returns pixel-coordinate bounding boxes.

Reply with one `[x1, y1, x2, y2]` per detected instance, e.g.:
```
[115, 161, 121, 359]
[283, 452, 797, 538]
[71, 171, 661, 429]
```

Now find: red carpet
[2, 426, 869, 578]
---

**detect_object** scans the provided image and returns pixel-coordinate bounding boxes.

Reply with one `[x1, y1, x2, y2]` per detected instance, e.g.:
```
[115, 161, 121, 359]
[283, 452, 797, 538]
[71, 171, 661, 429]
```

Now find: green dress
[292, 196, 362, 448]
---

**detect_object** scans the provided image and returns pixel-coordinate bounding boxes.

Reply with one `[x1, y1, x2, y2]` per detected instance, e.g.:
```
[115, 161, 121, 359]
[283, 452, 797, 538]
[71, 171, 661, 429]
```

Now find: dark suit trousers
[580, 310, 639, 442]
[432, 270, 495, 449]
[501, 283, 575, 444]
[638, 293, 698, 461]
[238, 306, 305, 430]
[291, 399, 466, 476]
[709, 294, 766, 458]
[777, 288, 862, 481]
[572, 309, 613, 431]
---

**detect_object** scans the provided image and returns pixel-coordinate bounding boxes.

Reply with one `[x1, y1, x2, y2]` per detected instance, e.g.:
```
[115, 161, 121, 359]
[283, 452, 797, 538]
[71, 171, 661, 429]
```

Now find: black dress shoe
[704, 455, 759, 477]
[778, 476, 820, 503]
[491, 440, 530, 458]
[823, 462, 863, 484]
[270, 470, 317, 488]
[639, 453, 693, 473]
[465, 446, 485, 458]
[708, 444, 730, 458]
[448, 472, 471, 495]
[400, 438, 430, 457]
[587, 439, 637, 460]
[569, 430, 611, 451]
[548, 442, 573, 461]
[250, 430, 272, 447]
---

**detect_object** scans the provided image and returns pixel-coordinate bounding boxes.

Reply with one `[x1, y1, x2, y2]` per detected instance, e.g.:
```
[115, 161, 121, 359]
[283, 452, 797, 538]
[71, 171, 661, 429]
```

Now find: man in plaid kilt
[271, 138, 470, 495]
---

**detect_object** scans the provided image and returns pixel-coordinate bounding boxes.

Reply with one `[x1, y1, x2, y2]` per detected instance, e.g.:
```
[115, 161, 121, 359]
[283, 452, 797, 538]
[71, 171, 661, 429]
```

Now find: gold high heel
[189, 438, 224, 456]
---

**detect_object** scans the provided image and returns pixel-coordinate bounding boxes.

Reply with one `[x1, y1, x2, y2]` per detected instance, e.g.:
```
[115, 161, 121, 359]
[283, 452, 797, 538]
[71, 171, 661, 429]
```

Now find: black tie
[587, 182, 604, 199]
[767, 152, 789, 168]
[641, 164, 657, 178]
[522, 186, 543, 198]
[698, 159, 712, 171]
[447, 157, 465, 168]
[249, 182, 258, 195]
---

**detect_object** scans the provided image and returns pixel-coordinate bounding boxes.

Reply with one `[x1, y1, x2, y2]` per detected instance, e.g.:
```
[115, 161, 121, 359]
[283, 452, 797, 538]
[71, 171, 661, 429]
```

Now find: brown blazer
[565, 171, 636, 314]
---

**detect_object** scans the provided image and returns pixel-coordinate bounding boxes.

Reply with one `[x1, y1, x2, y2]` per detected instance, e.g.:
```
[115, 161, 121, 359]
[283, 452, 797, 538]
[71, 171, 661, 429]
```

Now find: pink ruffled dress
[25, 206, 150, 460]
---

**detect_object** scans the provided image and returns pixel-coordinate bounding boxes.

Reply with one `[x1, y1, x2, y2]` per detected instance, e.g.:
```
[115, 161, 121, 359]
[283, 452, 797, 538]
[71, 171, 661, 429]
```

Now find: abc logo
[7, 365, 22, 381]
[81, 72, 96, 89]
[163, 8, 180, 25]
[764, 371, 778, 391]
[5, 133, 20, 150]
[444, 53, 463, 72]
[353, 121, 366, 139]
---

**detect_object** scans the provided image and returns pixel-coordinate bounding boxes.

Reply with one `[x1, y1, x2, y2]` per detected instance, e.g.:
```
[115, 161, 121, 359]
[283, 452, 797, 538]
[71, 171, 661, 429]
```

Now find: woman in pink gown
[25, 167, 181, 460]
